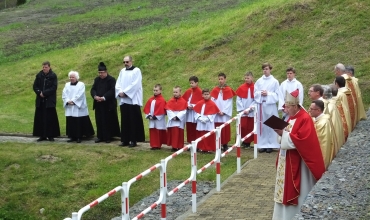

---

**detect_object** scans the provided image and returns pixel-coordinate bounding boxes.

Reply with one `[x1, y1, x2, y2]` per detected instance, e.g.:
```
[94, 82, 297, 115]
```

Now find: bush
[16, 0, 26, 6]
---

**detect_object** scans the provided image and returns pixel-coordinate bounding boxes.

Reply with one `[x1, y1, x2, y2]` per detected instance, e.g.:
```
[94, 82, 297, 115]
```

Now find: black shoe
[242, 142, 251, 148]
[76, 138, 81, 143]
[222, 144, 229, 152]
[151, 147, 160, 150]
[129, 142, 137, 147]
[266, 148, 273, 153]
[105, 140, 111, 143]
[48, 137, 55, 142]
[119, 142, 129, 147]
[37, 137, 47, 142]
[95, 138, 103, 143]
[258, 148, 267, 153]
[171, 148, 178, 152]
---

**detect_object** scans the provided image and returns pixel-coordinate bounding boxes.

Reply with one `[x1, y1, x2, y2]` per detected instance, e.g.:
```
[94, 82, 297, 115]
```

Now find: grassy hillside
[0, 0, 369, 219]
[0, 0, 369, 136]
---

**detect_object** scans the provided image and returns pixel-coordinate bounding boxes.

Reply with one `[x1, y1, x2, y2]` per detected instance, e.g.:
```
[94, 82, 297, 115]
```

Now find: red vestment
[235, 83, 254, 98]
[194, 99, 220, 152]
[279, 109, 325, 205]
[143, 94, 166, 115]
[210, 86, 236, 100]
[165, 97, 187, 149]
[183, 87, 203, 104]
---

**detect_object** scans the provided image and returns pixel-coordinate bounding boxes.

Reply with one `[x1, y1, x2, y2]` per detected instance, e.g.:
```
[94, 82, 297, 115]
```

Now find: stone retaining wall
[293, 110, 370, 219]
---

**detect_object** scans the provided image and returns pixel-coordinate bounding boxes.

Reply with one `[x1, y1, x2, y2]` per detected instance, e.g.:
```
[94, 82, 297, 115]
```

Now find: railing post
[191, 140, 198, 213]
[160, 159, 167, 220]
[72, 212, 78, 220]
[122, 182, 129, 220]
[253, 106, 258, 159]
[215, 126, 222, 192]
[236, 113, 242, 173]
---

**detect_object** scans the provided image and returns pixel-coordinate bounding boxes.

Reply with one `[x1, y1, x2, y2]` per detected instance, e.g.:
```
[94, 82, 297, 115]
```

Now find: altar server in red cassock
[211, 72, 236, 152]
[183, 76, 203, 143]
[272, 89, 325, 220]
[194, 89, 220, 152]
[165, 86, 188, 151]
[143, 84, 167, 150]
[236, 71, 255, 148]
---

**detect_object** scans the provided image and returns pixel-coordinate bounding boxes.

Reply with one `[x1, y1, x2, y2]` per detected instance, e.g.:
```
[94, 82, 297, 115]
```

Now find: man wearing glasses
[309, 100, 334, 169]
[115, 56, 145, 147]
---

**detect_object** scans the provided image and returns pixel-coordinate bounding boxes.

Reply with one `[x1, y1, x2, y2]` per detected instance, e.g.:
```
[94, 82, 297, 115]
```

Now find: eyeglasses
[123, 61, 130, 64]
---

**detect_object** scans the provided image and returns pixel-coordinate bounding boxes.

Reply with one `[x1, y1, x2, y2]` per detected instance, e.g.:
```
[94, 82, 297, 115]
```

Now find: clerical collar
[315, 113, 324, 121]
[71, 81, 78, 86]
[126, 66, 135, 70]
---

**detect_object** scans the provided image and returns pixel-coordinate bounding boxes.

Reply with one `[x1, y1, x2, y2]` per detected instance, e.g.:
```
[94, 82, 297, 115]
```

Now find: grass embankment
[0, 0, 369, 219]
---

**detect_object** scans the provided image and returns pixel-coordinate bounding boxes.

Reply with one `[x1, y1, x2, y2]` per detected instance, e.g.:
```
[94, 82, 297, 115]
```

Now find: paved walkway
[178, 150, 277, 220]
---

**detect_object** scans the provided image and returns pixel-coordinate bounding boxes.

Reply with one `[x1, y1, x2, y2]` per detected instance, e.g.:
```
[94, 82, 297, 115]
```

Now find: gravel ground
[293, 110, 370, 220]
[111, 180, 214, 220]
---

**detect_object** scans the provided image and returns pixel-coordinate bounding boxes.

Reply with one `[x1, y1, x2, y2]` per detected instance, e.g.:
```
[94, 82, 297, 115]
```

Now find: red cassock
[211, 86, 236, 145]
[183, 87, 203, 143]
[143, 94, 167, 148]
[165, 97, 188, 149]
[236, 83, 255, 143]
[194, 99, 220, 152]
[278, 109, 326, 205]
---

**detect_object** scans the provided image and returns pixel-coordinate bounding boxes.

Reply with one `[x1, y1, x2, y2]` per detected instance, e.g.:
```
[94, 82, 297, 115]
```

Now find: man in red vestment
[183, 76, 203, 143]
[194, 89, 220, 152]
[211, 73, 236, 152]
[272, 89, 325, 220]
[165, 86, 188, 151]
[143, 84, 167, 150]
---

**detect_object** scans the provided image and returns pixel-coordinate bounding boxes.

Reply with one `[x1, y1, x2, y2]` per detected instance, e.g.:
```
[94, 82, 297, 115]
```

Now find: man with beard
[32, 61, 60, 141]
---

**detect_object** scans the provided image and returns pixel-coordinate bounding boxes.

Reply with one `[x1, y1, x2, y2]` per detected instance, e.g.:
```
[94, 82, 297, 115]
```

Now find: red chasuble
[183, 87, 203, 105]
[236, 83, 254, 98]
[165, 96, 188, 111]
[281, 109, 325, 205]
[210, 86, 236, 100]
[143, 94, 166, 115]
[193, 99, 220, 115]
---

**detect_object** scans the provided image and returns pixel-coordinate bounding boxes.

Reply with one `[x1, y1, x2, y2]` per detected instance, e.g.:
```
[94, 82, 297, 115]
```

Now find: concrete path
[179, 150, 277, 220]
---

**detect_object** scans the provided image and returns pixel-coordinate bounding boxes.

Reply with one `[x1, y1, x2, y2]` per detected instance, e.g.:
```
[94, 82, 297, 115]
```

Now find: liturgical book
[263, 115, 289, 130]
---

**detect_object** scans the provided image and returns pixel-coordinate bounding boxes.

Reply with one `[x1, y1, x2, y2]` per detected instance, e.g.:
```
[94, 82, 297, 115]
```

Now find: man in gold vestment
[323, 85, 344, 156]
[335, 63, 366, 121]
[330, 84, 350, 142]
[335, 76, 356, 131]
[309, 100, 334, 169]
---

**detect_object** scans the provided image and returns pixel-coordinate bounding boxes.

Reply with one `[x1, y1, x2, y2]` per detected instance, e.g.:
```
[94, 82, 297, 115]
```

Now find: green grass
[0, 142, 252, 219]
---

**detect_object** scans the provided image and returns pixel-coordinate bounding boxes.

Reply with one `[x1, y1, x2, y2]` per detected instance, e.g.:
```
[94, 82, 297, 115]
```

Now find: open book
[263, 115, 289, 130]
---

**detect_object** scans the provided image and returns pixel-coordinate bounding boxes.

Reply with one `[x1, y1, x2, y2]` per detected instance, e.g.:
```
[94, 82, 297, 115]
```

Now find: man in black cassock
[33, 61, 60, 141]
[91, 62, 120, 143]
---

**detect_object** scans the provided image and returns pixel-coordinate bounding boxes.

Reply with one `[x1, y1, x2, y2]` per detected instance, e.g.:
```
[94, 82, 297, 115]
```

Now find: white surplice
[254, 74, 281, 149]
[194, 104, 217, 131]
[212, 92, 233, 123]
[62, 82, 89, 117]
[186, 93, 197, 123]
[278, 78, 304, 110]
[115, 67, 143, 106]
[236, 88, 256, 117]
[167, 110, 187, 129]
[145, 100, 166, 130]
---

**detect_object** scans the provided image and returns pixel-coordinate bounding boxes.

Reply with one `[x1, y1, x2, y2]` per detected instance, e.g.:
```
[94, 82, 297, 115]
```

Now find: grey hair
[68, 71, 80, 80]
[334, 63, 346, 72]
[322, 84, 332, 100]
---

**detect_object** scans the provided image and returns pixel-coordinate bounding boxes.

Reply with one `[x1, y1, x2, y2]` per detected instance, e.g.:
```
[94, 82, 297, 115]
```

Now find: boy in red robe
[182, 76, 203, 143]
[143, 84, 167, 150]
[236, 72, 255, 148]
[211, 73, 236, 152]
[194, 89, 220, 152]
[165, 86, 188, 151]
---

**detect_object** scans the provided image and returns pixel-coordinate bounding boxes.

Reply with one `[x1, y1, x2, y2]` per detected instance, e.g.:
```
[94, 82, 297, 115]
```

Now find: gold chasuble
[338, 87, 356, 131]
[327, 99, 345, 156]
[343, 74, 367, 121]
[314, 114, 334, 169]
[332, 96, 351, 141]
